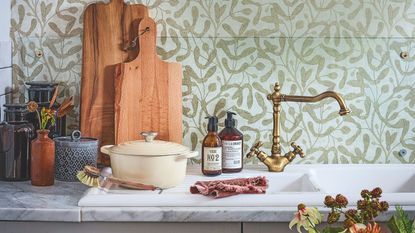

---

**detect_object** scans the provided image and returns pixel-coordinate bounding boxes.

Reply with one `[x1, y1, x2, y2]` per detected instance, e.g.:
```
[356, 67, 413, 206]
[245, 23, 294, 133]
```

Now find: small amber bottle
[202, 116, 222, 176]
[219, 111, 243, 173]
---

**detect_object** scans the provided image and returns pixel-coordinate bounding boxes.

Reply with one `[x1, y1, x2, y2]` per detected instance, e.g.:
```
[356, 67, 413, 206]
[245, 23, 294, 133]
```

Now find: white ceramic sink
[308, 165, 415, 193]
[78, 164, 415, 207]
[305, 164, 415, 206]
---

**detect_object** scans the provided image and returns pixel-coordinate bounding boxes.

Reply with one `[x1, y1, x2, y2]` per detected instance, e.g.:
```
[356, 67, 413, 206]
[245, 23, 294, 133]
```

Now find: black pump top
[225, 111, 237, 128]
[205, 116, 218, 132]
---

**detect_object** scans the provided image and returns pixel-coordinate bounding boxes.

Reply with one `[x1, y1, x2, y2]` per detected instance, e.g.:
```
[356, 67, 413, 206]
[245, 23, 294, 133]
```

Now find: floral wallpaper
[11, 0, 415, 164]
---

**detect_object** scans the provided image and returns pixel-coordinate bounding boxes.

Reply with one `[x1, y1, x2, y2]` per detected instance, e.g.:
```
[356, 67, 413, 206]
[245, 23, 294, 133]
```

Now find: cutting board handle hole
[123, 27, 151, 51]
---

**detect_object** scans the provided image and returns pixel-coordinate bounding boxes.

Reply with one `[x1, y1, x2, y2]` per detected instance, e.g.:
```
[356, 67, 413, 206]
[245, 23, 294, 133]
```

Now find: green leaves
[387, 206, 415, 233]
[10, 0, 415, 164]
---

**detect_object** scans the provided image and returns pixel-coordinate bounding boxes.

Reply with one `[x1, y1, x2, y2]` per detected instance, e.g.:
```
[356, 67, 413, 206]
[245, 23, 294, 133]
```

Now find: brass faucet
[247, 82, 350, 172]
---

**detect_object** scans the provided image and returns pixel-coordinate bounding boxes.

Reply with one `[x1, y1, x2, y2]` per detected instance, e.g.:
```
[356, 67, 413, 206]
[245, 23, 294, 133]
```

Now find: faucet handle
[290, 142, 305, 158]
[247, 141, 263, 158]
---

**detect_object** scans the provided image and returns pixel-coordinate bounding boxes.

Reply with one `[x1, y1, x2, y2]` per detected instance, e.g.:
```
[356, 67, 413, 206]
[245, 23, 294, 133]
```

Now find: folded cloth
[190, 176, 268, 198]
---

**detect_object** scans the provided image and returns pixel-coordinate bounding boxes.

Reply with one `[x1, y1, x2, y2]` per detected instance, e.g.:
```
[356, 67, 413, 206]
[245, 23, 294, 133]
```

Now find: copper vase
[31, 130, 55, 186]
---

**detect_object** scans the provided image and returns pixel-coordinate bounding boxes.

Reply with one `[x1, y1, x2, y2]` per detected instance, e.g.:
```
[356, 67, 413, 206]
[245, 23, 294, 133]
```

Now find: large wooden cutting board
[114, 17, 182, 144]
[80, 0, 148, 166]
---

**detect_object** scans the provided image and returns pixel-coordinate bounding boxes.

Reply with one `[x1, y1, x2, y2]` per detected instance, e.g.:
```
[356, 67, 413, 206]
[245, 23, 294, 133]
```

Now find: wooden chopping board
[114, 17, 182, 144]
[80, 0, 148, 166]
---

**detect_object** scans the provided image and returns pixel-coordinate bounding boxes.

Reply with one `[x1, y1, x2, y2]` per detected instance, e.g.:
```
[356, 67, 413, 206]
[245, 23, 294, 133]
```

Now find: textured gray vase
[54, 130, 98, 181]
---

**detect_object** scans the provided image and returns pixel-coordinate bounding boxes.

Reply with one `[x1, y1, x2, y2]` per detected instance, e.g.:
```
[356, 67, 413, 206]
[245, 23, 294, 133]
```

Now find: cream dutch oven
[101, 132, 198, 189]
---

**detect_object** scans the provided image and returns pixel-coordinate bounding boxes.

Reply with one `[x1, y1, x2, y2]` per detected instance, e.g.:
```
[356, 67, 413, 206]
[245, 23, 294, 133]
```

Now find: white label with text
[222, 140, 243, 169]
[203, 147, 222, 171]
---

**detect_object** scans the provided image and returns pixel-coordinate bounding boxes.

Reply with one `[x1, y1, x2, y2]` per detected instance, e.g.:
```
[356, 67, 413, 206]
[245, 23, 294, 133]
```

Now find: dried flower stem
[35, 109, 42, 130]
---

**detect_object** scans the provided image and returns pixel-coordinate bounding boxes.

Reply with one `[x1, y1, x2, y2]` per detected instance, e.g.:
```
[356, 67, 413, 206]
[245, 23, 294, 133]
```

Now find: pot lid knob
[71, 130, 82, 141]
[140, 131, 158, 142]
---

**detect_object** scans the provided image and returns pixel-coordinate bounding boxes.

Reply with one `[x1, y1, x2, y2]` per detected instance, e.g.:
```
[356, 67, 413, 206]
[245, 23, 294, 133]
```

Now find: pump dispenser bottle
[202, 116, 222, 176]
[219, 111, 243, 173]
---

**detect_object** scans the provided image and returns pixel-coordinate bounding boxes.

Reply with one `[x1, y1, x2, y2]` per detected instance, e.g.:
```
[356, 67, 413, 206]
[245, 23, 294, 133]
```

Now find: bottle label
[203, 147, 222, 171]
[222, 140, 243, 169]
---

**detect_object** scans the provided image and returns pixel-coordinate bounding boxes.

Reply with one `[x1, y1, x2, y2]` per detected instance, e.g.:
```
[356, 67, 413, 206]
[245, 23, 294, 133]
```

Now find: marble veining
[81, 207, 297, 222]
[0, 181, 86, 222]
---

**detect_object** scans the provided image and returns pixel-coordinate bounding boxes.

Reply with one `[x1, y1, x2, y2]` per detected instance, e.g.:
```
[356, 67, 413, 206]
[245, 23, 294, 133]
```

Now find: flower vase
[31, 130, 55, 186]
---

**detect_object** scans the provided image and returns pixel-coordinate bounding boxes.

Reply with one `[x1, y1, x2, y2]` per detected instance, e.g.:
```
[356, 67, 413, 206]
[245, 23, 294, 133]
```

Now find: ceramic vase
[31, 130, 55, 186]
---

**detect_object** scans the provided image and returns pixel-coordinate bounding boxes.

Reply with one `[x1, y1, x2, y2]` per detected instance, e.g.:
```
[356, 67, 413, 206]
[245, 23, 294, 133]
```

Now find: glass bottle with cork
[202, 116, 222, 176]
[219, 111, 243, 173]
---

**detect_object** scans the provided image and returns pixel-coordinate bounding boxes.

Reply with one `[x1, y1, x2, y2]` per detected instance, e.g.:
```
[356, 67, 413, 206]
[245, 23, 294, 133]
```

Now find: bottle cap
[205, 116, 218, 132]
[225, 111, 236, 128]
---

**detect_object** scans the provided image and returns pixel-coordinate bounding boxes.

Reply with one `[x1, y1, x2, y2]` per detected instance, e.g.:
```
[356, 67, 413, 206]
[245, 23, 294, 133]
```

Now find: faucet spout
[247, 82, 350, 172]
[281, 91, 350, 116]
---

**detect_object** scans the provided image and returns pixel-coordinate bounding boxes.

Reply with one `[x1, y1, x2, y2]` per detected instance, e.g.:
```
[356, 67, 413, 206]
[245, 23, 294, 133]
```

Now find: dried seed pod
[324, 195, 336, 207]
[380, 201, 389, 211]
[357, 200, 368, 210]
[345, 209, 357, 218]
[27, 101, 38, 113]
[335, 194, 348, 207]
[370, 187, 382, 198]
[370, 201, 381, 211]
[360, 189, 370, 198]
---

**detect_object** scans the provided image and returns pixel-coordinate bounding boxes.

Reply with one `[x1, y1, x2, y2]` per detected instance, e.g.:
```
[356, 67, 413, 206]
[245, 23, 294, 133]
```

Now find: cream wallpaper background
[11, 0, 415, 164]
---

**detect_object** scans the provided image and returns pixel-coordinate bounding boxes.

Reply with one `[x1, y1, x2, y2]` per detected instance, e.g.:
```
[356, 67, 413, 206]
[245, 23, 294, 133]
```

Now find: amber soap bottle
[202, 116, 222, 176]
[219, 111, 243, 173]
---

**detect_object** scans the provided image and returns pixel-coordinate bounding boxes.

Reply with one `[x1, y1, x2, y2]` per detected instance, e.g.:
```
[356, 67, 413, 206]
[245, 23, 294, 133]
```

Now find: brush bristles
[77, 171, 100, 187]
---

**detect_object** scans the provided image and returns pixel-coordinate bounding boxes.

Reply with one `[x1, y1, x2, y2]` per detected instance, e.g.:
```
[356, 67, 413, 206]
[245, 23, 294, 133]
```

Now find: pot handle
[186, 151, 199, 158]
[178, 151, 198, 159]
[101, 145, 113, 155]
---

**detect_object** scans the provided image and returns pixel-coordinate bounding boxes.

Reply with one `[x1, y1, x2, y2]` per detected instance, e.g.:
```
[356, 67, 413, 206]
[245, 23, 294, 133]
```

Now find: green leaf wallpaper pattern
[11, 0, 415, 164]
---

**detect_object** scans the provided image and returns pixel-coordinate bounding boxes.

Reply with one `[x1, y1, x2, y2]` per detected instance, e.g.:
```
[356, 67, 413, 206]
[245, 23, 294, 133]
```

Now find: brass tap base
[263, 154, 289, 172]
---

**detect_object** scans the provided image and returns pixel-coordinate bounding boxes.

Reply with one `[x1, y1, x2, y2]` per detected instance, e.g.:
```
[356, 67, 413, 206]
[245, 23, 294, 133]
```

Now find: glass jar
[25, 81, 59, 103]
[0, 104, 34, 181]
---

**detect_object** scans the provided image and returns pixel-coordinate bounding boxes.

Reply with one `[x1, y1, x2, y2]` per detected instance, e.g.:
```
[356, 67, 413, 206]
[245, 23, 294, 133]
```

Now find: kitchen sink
[78, 164, 415, 207]
[307, 164, 415, 193]
[303, 164, 415, 206]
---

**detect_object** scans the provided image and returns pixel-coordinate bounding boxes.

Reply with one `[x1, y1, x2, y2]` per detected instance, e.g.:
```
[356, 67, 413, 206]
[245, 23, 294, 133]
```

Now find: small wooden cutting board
[80, 0, 148, 166]
[114, 17, 182, 144]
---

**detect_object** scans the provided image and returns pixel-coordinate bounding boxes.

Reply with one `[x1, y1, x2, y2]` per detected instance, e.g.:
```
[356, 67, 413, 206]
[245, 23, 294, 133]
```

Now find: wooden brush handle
[107, 176, 157, 190]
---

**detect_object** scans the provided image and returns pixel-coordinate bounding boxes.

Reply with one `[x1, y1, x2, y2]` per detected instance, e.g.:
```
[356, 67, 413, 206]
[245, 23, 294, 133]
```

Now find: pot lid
[106, 132, 190, 156]
[25, 81, 59, 87]
[54, 130, 98, 144]
[3, 103, 28, 112]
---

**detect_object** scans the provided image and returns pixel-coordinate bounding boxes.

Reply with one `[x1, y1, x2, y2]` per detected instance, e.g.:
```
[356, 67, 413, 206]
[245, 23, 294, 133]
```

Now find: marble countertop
[0, 181, 295, 222]
[1, 164, 414, 222]
[0, 178, 299, 222]
[0, 181, 86, 222]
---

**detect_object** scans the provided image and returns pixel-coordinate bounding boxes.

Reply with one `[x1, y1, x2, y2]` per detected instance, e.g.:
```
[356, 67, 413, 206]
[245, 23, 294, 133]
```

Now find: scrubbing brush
[77, 166, 101, 187]
[77, 165, 157, 191]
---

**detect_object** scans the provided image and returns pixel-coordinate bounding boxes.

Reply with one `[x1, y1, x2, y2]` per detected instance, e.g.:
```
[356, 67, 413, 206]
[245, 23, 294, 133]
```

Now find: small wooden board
[114, 17, 182, 144]
[80, 0, 148, 166]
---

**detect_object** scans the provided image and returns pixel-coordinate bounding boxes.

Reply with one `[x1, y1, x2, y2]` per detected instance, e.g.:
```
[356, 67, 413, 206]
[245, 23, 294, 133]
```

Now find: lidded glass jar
[26, 81, 59, 103]
[25, 81, 66, 138]
[0, 104, 34, 181]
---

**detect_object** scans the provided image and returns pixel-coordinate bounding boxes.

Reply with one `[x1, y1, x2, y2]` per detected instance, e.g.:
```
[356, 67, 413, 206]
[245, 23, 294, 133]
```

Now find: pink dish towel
[190, 176, 268, 198]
